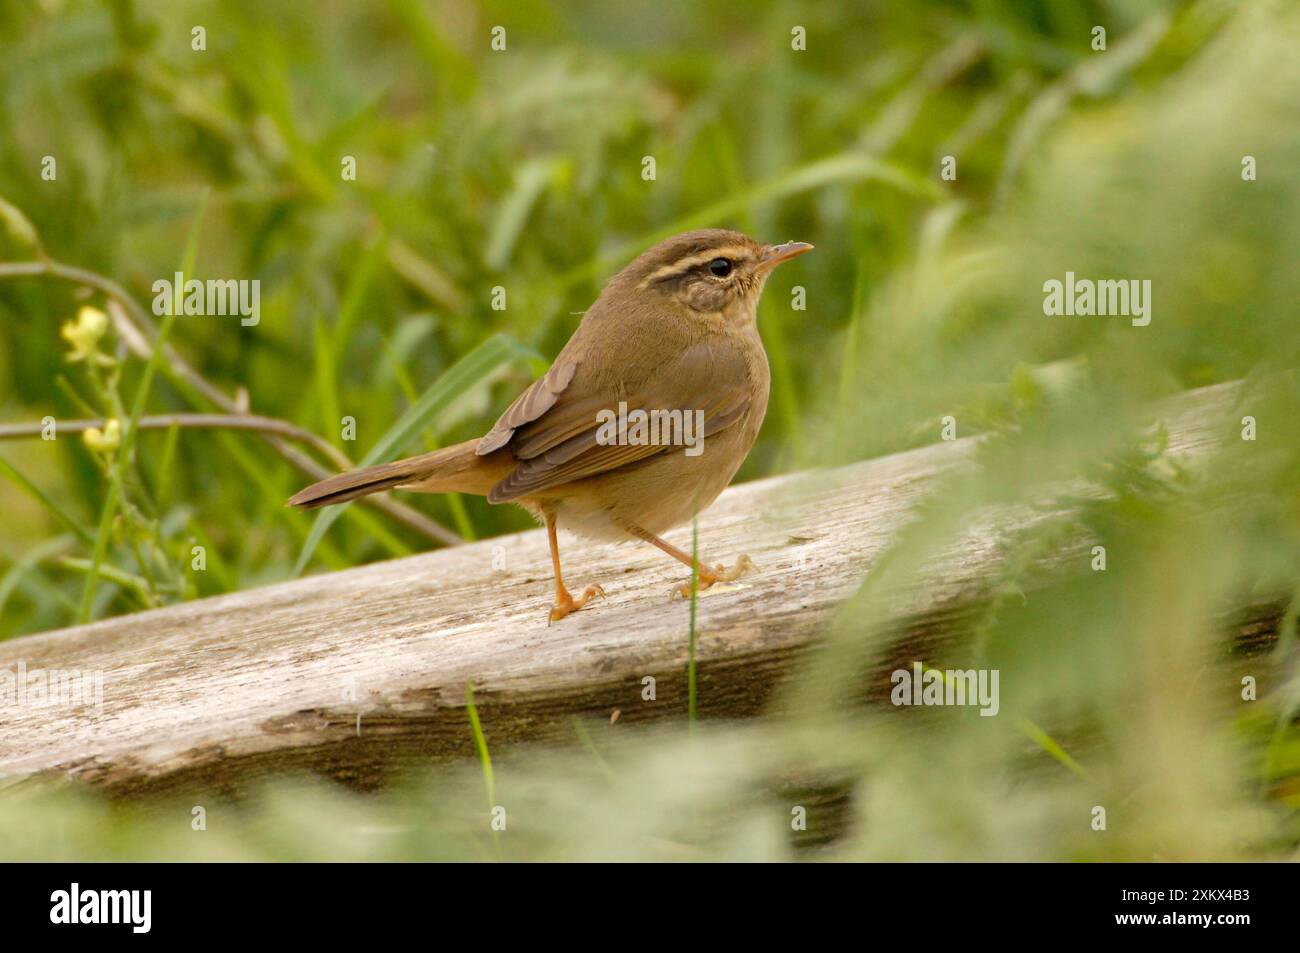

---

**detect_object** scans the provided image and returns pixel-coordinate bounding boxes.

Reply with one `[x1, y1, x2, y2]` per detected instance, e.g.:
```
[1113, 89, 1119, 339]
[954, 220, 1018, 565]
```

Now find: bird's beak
[758, 241, 814, 271]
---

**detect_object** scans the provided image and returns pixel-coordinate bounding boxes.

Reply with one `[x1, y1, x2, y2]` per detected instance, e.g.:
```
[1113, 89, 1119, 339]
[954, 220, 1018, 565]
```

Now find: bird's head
[620, 228, 813, 324]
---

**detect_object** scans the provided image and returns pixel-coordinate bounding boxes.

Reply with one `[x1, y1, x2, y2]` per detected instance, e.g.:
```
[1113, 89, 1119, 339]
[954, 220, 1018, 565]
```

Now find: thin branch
[0, 260, 231, 408]
[0, 258, 465, 547]
[0, 412, 459, 544]
[0, 413, 349, 467]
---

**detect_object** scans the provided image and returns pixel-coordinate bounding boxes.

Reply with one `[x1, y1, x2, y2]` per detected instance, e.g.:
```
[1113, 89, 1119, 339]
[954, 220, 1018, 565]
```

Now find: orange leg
[626, 525, 756, 599]
[546, 512, 604, 624]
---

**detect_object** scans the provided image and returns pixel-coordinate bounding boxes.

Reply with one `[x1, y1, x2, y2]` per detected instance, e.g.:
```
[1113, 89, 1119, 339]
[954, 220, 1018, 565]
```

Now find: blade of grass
[212, 431, 349, 572]
[0, 535, 75, 623]
[569, 715, 616, 781]
[923, 663, 1090, 781]
[59, 557, 154, 608]
[384, 329, 477, 542]
[466, 683, 496, 807]
[466, 682, 502, 860]
[557, 152, 942, 292]
[119, 189, 209, 472]
[185, 519, 236, 595]
[153, 418, 181, 509]
[332, 234, 388, 361]
[1013, 716, 1091, 782]
[836, 256, 872, 419]
[484, 157, 557, 270]
[77, 482, 120, 624]
[386, 0, 478, 101]
[81, 192, 209, 622]
[312, 314, 341, 442]
[0, 456, 94, 545]
[292, 332, 540, 576]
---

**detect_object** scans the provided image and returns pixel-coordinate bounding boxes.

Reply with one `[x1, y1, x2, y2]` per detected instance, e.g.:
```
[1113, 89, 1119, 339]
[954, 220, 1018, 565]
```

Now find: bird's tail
[287, 438, 507, 509]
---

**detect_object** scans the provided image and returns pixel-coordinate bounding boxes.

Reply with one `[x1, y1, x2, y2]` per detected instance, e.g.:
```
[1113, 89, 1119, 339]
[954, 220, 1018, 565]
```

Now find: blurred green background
[2, 0, 1300, 860]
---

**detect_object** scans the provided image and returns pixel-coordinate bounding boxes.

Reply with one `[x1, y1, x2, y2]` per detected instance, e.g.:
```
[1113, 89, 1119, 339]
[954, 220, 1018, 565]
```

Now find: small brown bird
[289, 229, 812, 621]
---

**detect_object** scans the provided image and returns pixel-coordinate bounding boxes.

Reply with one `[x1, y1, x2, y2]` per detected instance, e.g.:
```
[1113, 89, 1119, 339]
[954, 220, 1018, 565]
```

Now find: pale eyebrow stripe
[638, 245, 755, 287]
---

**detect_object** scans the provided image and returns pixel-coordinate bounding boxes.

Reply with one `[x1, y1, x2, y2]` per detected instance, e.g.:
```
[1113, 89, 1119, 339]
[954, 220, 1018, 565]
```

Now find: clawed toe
[548, 584, 606, 624]
[714, 554, 757, 582]
[668, 555, 758, 600]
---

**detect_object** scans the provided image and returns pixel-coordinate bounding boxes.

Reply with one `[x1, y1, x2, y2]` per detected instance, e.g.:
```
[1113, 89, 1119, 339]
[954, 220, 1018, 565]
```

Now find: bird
[288, 229, 813, 622]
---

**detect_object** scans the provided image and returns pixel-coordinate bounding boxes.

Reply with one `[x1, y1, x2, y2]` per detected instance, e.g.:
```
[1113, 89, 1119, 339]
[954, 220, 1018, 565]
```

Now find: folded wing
[482, 341, 752, 503]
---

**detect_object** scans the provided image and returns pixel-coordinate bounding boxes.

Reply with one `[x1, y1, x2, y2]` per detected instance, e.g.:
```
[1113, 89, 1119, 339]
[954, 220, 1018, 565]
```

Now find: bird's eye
[707, 258, 733, 278]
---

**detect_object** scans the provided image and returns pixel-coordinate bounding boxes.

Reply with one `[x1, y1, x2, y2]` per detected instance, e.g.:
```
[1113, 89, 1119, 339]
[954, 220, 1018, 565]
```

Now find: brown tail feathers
[287, 438, 509, 509]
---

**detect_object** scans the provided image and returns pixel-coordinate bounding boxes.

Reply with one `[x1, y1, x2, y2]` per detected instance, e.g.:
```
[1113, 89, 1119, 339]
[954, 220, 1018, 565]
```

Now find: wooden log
[0, 381, 1275, 798]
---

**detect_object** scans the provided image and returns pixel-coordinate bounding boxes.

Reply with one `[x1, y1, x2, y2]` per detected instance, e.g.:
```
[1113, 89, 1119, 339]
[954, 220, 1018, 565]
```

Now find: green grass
[77, 191, 209, 620]
[1, 0, 1299, 861]
[292, 331, 542, 575]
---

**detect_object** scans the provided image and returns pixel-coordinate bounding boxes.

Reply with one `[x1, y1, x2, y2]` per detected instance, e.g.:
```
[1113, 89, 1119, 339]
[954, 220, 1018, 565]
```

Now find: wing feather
[484, 341, 752, 503]
[476, 359, 578, 456]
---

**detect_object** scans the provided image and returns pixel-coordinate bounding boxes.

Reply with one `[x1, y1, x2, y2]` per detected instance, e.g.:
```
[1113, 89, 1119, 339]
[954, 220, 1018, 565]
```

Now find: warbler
[290, 229, 812, 621]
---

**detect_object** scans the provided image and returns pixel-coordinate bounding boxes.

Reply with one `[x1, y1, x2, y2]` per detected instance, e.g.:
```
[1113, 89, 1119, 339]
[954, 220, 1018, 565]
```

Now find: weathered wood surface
[0, 381, 1275, 797]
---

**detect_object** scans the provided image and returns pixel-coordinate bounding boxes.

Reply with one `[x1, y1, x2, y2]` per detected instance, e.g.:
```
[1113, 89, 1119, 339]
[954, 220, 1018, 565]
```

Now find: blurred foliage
[2, 0, 1300, 860]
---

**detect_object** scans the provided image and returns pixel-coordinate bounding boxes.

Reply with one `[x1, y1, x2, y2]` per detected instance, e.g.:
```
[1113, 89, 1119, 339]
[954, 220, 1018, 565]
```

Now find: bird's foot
[548, 584, 606, 624]
[670, 554, 757, 600]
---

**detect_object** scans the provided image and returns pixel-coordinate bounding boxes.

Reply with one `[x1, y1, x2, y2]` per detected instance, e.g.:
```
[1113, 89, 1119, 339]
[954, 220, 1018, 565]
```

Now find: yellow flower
[60, 305, 111, 364]
[83, 418, 122, 453]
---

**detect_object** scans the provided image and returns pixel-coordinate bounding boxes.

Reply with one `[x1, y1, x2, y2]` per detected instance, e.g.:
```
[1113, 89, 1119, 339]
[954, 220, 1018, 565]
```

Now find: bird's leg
[545, 512, 604, 624]
[626, 525, 757, 600]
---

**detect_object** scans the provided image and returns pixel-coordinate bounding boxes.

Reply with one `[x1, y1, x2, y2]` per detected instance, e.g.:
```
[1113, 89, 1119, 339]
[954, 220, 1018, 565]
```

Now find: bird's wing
[483, 341, 753, 503]
[476, 358, 579, 455]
